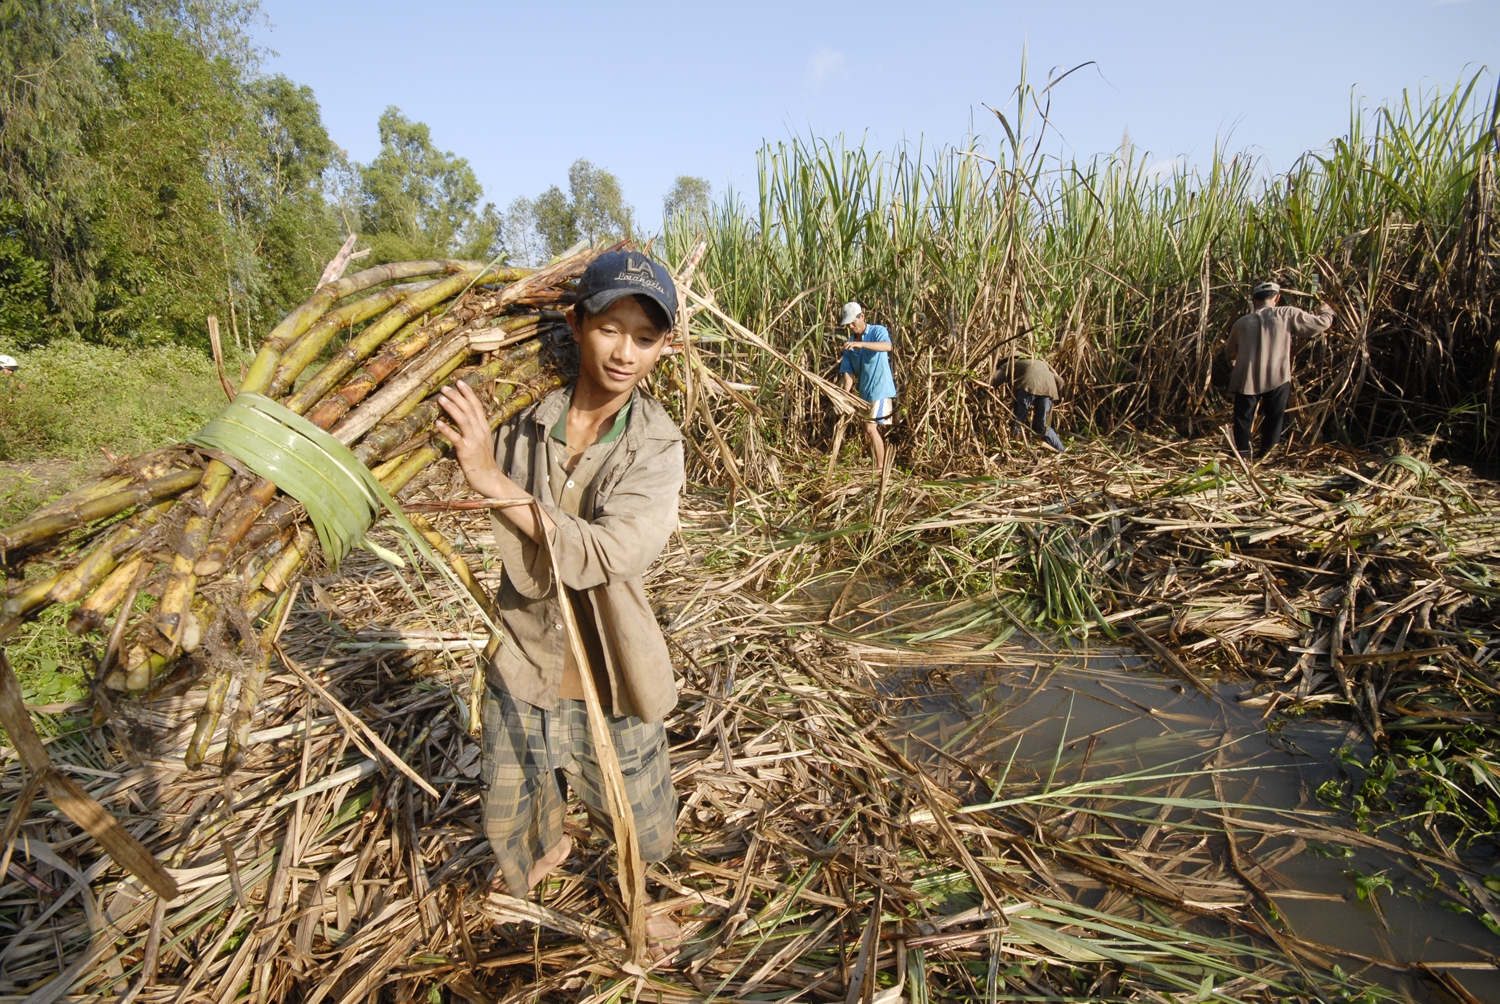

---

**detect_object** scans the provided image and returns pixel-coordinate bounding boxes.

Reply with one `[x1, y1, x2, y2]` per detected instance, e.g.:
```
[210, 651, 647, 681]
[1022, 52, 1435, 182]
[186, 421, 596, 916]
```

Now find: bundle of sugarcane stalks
[0, 244, 604, 898]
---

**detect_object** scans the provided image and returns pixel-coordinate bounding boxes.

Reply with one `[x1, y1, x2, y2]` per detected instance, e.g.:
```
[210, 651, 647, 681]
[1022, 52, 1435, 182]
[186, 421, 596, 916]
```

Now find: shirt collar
[548, 388, 633, 447]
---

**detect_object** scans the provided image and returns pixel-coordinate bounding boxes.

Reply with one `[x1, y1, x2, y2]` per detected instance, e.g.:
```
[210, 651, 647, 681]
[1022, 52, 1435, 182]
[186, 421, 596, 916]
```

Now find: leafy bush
[0, 340, 229, 461]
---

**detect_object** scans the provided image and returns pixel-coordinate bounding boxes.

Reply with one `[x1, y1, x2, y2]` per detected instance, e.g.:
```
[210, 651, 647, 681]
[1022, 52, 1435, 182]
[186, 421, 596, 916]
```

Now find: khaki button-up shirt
[548, 398, 629, 701]
[1228, 303, 1335, 395]
[487, 385, 685, 723]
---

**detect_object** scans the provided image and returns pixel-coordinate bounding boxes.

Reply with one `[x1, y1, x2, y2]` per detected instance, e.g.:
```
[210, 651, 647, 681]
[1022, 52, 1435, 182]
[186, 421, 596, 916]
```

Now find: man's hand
[435, 382, 509, 501]
[436, 381, 552, 544]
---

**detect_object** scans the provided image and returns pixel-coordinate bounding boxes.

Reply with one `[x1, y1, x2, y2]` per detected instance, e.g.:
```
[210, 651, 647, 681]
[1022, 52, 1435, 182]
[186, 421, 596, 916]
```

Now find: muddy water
[884, 653, 1500, 1002]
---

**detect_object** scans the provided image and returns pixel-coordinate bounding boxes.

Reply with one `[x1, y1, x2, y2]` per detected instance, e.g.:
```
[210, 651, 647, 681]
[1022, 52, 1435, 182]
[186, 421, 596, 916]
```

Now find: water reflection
[883, 654, 1500, 1001]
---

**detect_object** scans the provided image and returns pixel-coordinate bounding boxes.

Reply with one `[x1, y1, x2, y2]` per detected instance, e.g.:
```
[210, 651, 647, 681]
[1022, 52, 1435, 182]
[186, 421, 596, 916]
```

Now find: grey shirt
[487, 385, 685, 722]
[1228, 303, 1334, 395]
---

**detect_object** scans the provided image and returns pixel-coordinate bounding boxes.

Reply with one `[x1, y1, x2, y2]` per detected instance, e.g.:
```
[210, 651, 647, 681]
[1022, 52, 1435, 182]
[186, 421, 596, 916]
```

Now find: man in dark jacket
[1225, 281, 1334, 459]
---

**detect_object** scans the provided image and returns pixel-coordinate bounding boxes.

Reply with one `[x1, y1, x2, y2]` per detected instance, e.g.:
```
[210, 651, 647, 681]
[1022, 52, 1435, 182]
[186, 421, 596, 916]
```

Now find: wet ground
[884, 652, 1500, 1002]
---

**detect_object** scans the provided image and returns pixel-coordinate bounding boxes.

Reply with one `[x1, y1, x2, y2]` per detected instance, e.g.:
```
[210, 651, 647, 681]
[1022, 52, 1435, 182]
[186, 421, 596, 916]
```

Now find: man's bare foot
[645, 912, 683, 963]
[525, 835, 572, 893]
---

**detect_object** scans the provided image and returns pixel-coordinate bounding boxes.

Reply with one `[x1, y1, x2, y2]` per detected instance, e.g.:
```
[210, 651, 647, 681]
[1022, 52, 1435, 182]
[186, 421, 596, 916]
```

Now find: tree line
[0, 1, 711, 351]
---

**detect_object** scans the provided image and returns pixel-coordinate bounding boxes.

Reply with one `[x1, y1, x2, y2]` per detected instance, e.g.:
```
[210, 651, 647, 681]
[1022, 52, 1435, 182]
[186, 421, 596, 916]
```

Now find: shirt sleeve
[1290, 303, 1335, 337]
[488, 417, 555, 600]
[1227, 317, 1248, 358]
[490, 436, 685, 598]
[839, 348, 857, 375]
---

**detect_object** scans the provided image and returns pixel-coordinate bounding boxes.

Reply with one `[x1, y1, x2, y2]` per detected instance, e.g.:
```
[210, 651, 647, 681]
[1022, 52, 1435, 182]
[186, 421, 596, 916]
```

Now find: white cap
[0, 354, 17, 372]
[839, 302, 863, 326]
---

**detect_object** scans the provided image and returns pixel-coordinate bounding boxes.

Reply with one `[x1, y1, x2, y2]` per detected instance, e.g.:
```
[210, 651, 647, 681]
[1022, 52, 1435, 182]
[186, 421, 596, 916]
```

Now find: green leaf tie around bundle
[189, 392, 439, 573]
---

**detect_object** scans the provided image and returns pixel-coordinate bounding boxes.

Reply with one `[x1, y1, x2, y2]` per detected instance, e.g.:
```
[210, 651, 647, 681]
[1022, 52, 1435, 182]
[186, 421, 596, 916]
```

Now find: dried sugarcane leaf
[0, 652, 178, 900]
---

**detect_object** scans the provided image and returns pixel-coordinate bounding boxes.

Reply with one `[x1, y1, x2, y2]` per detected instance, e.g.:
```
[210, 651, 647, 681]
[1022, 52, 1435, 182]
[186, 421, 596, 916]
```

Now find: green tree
[87, 29, 244, 342]
[229, 75, 343, 336]
[663, 175, 712, 232]
[359, 107, 499, 264]
[504, 158, 634, 263]
[568, 159, 633, 247]
[0, 0, 337, 348]
[0, 202, 50, 345]
[0, 0, 119, 335]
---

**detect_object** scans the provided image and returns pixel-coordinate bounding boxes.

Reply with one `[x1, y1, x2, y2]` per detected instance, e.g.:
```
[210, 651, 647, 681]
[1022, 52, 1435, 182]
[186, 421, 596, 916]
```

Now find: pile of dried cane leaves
[4, 427, 1499, 1003]
[741, 431, 1500, 844]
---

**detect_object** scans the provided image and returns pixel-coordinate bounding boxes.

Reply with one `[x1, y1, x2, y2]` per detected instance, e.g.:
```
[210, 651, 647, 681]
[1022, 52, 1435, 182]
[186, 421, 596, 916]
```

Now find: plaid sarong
[480, 684, 678, 895]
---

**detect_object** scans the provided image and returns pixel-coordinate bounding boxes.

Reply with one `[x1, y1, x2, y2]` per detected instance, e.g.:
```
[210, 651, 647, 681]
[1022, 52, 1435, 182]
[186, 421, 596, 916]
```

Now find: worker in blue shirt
[837, 302, 896, 470]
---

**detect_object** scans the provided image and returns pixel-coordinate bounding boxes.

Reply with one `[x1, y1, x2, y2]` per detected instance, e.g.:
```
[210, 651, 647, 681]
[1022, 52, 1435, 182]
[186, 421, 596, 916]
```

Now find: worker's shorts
[480, 684, 677, 895]
[866, 397, 895, 426]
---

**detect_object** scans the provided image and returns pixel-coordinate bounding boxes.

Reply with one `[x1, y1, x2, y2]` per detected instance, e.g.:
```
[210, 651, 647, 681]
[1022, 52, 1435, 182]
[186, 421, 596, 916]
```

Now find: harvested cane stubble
[0, 243, 1497, 999]
[0, 446, 1495, 1001]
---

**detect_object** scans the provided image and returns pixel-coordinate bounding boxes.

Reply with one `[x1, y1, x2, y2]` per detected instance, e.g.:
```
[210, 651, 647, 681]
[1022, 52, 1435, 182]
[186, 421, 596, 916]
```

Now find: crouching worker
[996, 355, 1065, 452]
[435, 250, 684, 900]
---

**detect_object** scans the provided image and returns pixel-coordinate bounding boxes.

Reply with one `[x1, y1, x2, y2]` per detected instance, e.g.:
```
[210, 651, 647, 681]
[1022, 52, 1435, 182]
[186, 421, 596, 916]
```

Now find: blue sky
[253, 1, 1498, 232]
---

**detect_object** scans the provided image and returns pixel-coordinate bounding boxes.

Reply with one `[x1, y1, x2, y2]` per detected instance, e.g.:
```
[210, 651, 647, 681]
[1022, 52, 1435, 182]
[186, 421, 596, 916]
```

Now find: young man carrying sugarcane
[1225, 281, 1334, 461]
[434, 251, 683, 909]
[995, 355, 1066, 452]
[836, 302, 896, 470]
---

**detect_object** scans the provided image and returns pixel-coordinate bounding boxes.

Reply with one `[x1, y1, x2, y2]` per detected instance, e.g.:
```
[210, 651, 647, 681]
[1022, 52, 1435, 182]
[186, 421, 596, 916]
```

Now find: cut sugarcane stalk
[352, 341, 543, 464]
[183, 662, 234, 770]
[240, 259, 480, 394]
[275, 267, 524, 405]
[0, 467, 203, 554]
[20, 450, 185, 523]
[380, 376, 563, 495]
[260, 527, 311, 596]
[330, 333, 474, 444]
[264, 281, 433, 399]
[68, 557, 148, 635]
[142, 460, 236, 657]
[303, 317, 462, 428]
[195, 478, 278, 576]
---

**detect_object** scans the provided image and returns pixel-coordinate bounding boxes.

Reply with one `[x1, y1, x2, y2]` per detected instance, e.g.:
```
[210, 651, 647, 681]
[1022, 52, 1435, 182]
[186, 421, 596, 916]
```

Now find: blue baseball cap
[576, 250, 678, 330]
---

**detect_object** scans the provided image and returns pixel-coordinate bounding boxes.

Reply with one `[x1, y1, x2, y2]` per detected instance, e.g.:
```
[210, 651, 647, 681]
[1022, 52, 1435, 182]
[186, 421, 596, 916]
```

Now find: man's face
[570, 295, 669, 396]
[846, 314, 867, 337]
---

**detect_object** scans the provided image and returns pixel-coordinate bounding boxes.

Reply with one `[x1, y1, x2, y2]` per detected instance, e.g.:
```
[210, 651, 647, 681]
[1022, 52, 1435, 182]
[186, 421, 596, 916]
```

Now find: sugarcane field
[2, 6, 1500, 1003]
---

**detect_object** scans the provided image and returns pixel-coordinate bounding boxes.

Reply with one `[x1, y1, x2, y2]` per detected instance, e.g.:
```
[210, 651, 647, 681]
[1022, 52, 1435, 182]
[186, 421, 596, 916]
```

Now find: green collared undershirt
[548, 392, 632, 448]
